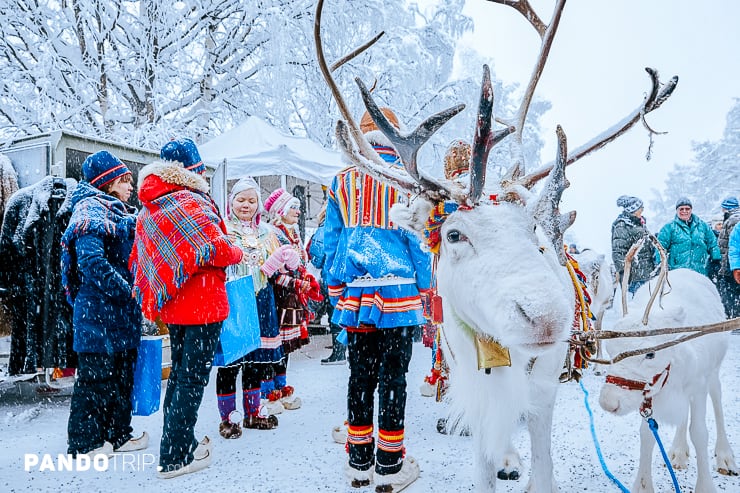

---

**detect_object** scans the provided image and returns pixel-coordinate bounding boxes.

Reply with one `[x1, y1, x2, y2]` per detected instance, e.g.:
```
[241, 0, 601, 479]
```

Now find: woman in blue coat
[61, 150, 147, 457]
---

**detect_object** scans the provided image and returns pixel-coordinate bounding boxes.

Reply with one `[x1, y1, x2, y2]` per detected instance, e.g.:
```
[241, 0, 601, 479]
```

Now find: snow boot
[79, 441, 114, 459]
[219, 420, 242, 439]
[321, 333, 347, 365]
[158, 436, 212, 479]
[114, 431, 149, 452]
[345, 461, 374, 488]
[332, 422, 348, 444]
[279, 385, 302, 410]
[243, 414, 279, 430]
[374, 456, 420, 492]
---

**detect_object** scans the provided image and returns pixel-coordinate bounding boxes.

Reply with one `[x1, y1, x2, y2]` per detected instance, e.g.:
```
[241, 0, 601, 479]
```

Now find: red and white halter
[605, 364, 671, 417]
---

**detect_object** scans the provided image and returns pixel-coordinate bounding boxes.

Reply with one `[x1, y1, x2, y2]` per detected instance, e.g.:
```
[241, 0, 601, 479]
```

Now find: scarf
[130, 189, 226, 317]
[61, 191, 135, 304]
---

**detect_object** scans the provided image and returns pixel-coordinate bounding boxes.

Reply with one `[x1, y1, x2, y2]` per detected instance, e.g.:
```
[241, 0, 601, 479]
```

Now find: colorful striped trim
[279, 325, 302, 342]
[90, 163, 130, 188]
[336, 292, 423, 314]
[328, 284, 346, 298]
[184, 160, 204, 171]
[377, 428, 404, 453]
[260, 335, 283, 349]
[332, 168, 406, 229]
[345, 325, 378, 333]
[347, 424, 374, 445]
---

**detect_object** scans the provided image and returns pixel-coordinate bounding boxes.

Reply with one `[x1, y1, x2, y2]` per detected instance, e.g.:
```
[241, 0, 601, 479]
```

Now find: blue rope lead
[646, 417, 682, 493]
[579, 380, 631, 493]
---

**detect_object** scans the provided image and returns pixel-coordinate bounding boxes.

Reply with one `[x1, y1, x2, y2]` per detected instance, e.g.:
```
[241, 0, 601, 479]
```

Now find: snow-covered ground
[1, 323, 739, 493]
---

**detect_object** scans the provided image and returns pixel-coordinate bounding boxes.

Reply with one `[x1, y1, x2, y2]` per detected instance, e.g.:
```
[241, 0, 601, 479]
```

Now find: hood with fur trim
[137, 160, 210, 204]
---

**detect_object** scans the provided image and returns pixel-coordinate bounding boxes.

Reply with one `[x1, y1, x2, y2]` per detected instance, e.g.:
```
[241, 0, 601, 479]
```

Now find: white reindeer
[598, 267, 738, 493]
[573, 249, 616, 330]
[314, 1, 676, 491]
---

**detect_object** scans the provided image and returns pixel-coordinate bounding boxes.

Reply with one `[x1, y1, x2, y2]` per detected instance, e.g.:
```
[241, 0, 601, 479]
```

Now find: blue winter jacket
[728, 223, 740, 271]
[656, 214, 721, 276]
[60, 181, 142, 354]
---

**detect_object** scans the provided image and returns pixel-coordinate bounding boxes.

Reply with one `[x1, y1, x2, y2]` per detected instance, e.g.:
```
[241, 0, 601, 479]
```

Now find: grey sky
[460, 0, 740, 253]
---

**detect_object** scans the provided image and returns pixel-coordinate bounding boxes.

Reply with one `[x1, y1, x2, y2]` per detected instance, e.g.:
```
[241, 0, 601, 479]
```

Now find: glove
[734, 269, 740, 284]
[261, 245, 299, 277]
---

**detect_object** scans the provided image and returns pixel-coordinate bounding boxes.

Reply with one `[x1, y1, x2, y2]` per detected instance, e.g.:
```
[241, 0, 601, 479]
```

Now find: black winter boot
[321, 333, 347, 365]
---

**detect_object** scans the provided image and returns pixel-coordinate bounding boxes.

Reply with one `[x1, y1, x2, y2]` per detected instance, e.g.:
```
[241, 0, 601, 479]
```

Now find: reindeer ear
[390, 197, 434, 238]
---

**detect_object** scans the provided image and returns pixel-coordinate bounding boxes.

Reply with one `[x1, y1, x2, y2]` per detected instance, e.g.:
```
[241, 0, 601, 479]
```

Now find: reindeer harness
[605, 364, 671, 418]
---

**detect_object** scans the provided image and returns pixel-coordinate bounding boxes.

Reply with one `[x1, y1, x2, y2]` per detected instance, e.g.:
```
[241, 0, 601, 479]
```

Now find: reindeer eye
[645, 352, 655, 360]
[447, 230, 467, 243]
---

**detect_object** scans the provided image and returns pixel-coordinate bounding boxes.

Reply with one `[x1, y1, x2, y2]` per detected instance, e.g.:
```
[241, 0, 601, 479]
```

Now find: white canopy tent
[199, 116, 344, 186]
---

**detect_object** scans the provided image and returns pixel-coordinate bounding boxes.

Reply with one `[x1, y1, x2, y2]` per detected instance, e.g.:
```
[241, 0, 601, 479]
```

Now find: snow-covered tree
[650, 98, 740, 227]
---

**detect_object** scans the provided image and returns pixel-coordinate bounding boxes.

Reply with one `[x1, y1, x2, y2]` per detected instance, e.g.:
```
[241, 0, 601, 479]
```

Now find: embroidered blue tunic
[324, 147, 432, 329]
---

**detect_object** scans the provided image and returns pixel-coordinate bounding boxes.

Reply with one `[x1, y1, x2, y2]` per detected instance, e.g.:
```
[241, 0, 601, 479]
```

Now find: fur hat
[82, 150, 131, 189]
[616, 195, 643, 214]
[228, 177, 263, 224]
[675, 197, 692, 209]
[360, 107, 400, 134]
[444, 140, 471, 180]
[264, 187, 299, 217]
[160, 138, 205, 174]
[721, 196, 739, 211]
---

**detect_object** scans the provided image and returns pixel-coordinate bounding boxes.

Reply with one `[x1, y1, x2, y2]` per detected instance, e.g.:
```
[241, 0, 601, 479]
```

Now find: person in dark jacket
[657, 197, 721, 277]
[130, 138, 243, 479]
[0, 176, 76, 376]
[717, 196, 740, 317]
[611, 195, 655, 294]
[61, 150, 147, 457]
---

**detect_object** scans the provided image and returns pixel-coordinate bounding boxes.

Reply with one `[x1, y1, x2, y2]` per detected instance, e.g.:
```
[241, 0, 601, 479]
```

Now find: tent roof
[199, 116, 344, 185]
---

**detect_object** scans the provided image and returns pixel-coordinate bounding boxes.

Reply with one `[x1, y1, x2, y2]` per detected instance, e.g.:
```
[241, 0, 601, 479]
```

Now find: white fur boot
[374, 456, 420, 492]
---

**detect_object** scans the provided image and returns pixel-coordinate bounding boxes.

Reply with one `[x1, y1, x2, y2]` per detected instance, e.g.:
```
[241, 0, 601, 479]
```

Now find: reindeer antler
[314, 0, 425, 197]
[315, 1, 516, 207]
[642, 234, 670, 325]
[515, 68, 678, 189]
[621, 237, 646, 316]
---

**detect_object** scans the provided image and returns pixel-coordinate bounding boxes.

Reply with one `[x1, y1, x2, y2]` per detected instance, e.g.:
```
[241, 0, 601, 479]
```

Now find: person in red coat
[130, 138, 243, 479]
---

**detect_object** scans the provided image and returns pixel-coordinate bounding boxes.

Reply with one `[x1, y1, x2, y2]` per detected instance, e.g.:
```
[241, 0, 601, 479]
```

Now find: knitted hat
[264, 188, 300, 217]
[616, 195, 643, 214]
[360, 107, 400, 134]
[675, 197, 692, 209]
[721, 196, 739, 211]
[160, 138, 205, 174]
[82, 150, 131, 189]
[228, 177, 263, 224]
[444, 140, 471, 180]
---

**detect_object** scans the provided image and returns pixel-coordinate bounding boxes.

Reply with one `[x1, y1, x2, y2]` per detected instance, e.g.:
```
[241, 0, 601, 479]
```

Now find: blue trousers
[159, 322, 221, 470]
[67, 348, 137, 455]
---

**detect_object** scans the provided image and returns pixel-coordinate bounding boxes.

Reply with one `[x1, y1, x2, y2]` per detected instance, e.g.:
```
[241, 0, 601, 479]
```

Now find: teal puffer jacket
[656, 214, 721, 275]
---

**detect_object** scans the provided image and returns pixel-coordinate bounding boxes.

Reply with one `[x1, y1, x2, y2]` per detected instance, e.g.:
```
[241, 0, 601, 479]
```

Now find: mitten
[295, 279, 311, 292]
[281, 246, 301, 271]
[306, 274, 323, 302]
[261, 247, 288, 277]
[734, 269, 740, 284]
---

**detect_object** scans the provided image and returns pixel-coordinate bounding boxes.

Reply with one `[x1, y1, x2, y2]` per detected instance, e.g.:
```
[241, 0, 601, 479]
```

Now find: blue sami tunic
[323, 146, 432, 329]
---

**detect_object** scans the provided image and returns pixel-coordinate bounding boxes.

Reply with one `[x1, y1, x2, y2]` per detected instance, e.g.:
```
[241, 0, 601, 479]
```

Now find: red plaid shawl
[130, 189, 228, 319]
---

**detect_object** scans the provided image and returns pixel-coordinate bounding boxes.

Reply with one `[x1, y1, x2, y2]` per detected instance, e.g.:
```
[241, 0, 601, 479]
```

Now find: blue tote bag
[131, 336, 163, 416]
[213, 275, 261, 366]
